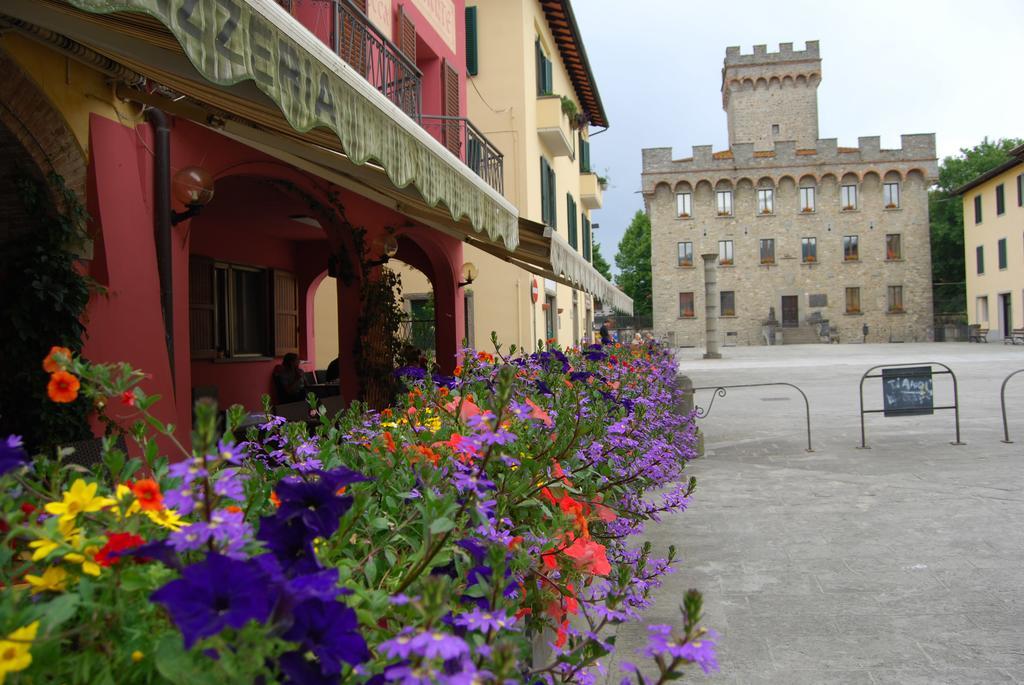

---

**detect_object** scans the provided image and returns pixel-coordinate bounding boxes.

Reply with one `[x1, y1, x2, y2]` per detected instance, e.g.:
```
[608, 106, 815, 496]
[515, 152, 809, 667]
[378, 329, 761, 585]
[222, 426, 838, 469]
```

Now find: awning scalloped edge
[63, 0, 519, 251]
[548, 232, 633, 315]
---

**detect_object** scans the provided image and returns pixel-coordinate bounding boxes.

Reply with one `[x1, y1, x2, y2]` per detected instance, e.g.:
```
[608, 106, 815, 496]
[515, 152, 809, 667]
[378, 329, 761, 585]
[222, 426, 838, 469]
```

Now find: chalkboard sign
[882, 366, 934, 416]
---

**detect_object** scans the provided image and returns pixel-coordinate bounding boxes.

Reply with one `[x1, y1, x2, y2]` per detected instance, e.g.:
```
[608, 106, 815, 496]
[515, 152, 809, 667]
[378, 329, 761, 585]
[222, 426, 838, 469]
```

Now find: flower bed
[0, 342, 713, 684]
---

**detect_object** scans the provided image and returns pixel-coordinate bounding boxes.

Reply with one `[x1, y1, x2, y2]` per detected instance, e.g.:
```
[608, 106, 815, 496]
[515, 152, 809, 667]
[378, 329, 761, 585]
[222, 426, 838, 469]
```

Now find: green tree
[931, 137, 1023, 314]
[614, 210, 652, 316]
[591, 241, 612, 280]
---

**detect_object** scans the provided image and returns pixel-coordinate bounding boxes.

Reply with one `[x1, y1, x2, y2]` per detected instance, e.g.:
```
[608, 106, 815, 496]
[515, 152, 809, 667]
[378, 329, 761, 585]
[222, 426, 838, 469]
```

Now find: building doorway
[999, 292, 1012, 339]
[544, 295, 556, 340]
[781, 296, 799, 327]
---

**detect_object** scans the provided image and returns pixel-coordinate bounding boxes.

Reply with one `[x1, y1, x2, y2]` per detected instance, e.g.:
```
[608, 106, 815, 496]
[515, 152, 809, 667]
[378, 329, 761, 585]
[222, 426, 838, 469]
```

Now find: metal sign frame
[690, 382, 814, 452]
[858, 362, 964, 448]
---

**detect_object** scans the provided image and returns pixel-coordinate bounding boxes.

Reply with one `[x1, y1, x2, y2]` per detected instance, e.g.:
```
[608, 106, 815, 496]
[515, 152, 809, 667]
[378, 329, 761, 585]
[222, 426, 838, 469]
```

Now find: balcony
[331, 0, 422, 121]
[580, 172, 603, 210]
[420, 116, 504, 194]
[536, 95, 573, 157]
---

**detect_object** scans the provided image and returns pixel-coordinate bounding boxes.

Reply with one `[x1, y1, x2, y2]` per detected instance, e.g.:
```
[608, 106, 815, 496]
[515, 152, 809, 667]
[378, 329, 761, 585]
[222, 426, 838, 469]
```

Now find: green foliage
[0, 172, 94, 452]
[591, 241, 613, 280]
[930, 137, 1023, 314]
[614, 210, 653, 316]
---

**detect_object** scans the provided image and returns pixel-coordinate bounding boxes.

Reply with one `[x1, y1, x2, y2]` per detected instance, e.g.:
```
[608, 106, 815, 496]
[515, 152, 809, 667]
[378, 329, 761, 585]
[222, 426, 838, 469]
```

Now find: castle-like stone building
[643, 41, 938, 346]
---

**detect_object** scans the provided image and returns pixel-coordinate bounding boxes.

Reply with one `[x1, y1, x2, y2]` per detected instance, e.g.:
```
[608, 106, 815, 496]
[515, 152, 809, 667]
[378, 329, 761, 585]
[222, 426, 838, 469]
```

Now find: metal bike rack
[857, 361, 964, 449]
[999, 368, 1024, 443]
[689, 383, 814, 452]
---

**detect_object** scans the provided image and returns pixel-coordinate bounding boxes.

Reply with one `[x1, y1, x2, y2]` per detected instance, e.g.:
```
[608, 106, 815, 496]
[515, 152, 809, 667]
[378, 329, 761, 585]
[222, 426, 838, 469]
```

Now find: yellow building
[457, 0, 627, 351]
[958, 144, 1024, 340]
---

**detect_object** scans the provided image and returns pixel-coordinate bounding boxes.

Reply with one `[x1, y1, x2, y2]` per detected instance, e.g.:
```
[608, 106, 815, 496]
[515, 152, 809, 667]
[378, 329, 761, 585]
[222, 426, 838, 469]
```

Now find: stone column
[701, 253, 721, 359]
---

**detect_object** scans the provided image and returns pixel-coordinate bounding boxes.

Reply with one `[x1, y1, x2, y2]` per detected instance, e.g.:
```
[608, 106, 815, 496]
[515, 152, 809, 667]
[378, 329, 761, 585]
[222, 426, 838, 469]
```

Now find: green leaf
[37, 593, 80, 628]
[155, 634, 208, 685]
[429, 517, 455, 535]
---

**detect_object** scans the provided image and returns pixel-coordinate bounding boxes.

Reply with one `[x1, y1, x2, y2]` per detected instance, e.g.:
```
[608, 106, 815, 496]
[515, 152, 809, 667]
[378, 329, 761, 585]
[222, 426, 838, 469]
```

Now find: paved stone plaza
[608, 343, 1024, 683]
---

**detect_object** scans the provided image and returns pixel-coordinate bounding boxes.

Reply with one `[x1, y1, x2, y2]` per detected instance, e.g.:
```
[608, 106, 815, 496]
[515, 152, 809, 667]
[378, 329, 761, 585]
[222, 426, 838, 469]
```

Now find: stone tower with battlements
[723, 41, 821, 151]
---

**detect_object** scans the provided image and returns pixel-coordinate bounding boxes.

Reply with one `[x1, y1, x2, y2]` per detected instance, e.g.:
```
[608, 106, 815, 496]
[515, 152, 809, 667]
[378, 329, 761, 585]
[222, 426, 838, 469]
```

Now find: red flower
[120, 391, 136, 407]
[131, 479, 164, 511]
[95, 532, 145, 567]
[19, 503, 36, 516]
[563, 537, 611, 576]
[382, 431, 396, 454]
[42, 346, 72, 373]
[525, 398, 553, 427]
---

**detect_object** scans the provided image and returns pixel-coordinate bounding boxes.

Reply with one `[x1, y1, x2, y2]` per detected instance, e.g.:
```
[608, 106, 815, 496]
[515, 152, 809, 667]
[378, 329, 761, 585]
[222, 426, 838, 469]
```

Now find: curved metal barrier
[689, 383, 814, 452]
[857, 361, 963, 449]
[1000, 369, 1024, 443]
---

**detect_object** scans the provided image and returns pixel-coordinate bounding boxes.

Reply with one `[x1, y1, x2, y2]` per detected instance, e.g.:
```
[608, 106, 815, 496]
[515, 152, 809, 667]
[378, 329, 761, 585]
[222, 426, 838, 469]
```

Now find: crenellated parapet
[641, 134, 938, 193]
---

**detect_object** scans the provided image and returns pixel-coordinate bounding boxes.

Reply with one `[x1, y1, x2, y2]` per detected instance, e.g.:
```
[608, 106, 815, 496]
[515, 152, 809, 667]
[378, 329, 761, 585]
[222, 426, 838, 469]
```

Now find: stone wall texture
[643, 42, 938, 347]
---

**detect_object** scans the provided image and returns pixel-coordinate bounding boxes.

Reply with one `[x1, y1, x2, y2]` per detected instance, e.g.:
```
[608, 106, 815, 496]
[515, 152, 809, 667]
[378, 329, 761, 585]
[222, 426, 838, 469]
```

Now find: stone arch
[798, 174, 817, 187]
[782, 75, 794, 88]
[796, 74, 807, 87]
[673, 180, 693, 194]
[755, 77, 768, 90]
[777, 174, 797, 186]
[714, 179, 733, 192]
[769, 76, 781, 89]
[694, 179, 714, 193]
[0, 50, 86, 204]
[756, 176, 774, 189]
[905, 169, 926, 187]
[653, 181, 672, 196]
[862, 170, 881, 184]
[840, 172, 859, 186]
[741, 78, 754, 90]
[735, 176, 755, 190]
[883, 170, 903, 183]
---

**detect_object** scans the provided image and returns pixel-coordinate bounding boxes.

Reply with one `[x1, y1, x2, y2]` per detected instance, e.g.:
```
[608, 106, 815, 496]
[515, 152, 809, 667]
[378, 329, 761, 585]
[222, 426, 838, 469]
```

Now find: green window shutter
[535, 40, 544, 95]
[465, 7, 478, 76]
[540, 157, 549, 225]
[579, 137, 590, 173]
[544, 58, 552, 95]
[549, 166, 557, 229]
[567, 194, 577, 248]
[583, 215, 591, 261]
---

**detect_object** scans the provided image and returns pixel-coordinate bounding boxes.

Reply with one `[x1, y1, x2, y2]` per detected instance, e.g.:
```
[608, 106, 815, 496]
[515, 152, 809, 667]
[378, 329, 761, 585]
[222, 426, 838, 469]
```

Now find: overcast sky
[572, 0, 1024, 273]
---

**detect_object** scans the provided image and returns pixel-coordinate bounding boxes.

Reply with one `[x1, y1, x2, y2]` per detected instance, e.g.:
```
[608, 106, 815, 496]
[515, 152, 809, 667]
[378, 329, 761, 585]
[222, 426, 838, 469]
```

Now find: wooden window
[540, 157, 556, 228]
[845, 287, 861, 314]
[883, 182, 900, 209]
[886, 234, 902, 260]
[679, 292, 695, 318]
[757, 188, 774, 214]
[718, 240, 733, 266]
[535, 39, 552, 95]
[841, 185, 857, 210]
[843, 235, 859, 261]
[464, 6, 478, 76]
[397, 4, 416, 61]
[759, 238, 775, 264]
[716, 190, 732, 216]
[676, 192, 692, 218]
[996, 183, 1005, 216]
[999, 238, 1008, 270]
[977, 245, 985, 275]
[801, 237, 817, 263]
[720, 291, 736, 317]
[974, 194, 983, 224]
[677, 241, 693, 267]
[274, 270, 299, 356]
[800, 186, 815, 212]
[567, 193, 578, 249]
[189, 256, 217, 359]
[887, 285, 904, 313]
[441, 59, 461, 156]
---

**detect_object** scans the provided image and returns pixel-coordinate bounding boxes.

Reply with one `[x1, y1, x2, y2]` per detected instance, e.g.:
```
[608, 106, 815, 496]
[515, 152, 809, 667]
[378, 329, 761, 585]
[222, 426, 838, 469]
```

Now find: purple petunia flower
[281, 598, 369, 674]
[150, 553, 275, 648]
[256, 513, 322, 575]
[274, 467, 370, 540]
[279, 650, 338, 685]
[0, 435, 29, 476]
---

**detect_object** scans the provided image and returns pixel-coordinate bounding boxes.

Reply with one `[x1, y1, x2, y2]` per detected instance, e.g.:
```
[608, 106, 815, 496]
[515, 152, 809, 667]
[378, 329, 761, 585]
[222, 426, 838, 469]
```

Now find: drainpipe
[146, 108, 175, 391]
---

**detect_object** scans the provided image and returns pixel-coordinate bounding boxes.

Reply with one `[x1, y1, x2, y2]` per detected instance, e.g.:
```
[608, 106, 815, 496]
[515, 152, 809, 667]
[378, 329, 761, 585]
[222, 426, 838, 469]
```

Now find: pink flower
[563, 537, 611, 576]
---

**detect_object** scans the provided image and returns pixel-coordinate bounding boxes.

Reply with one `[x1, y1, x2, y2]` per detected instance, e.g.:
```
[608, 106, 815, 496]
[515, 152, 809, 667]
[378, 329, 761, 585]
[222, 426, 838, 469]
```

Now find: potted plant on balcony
[597, 174, 609, 191]
[560, 96, 579, 127]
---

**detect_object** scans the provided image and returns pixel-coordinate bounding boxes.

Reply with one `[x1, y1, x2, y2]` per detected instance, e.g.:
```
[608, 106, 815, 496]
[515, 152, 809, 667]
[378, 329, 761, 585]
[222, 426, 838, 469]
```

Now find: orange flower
[225, 505, 242, 514]
[438, 387, 449, 398]
[477, 351, 494, 364]
[453, 365, 463, 377]
[42, 346, 72, 373]
[382, 431, 396, 454]
[47, 371, 80, 404]
[131, 479, 163, 511]
[270, 491, 281, 508]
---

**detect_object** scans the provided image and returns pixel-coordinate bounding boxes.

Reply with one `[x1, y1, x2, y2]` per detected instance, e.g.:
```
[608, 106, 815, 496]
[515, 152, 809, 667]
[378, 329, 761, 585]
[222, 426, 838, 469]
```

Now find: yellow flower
[145, 508, 185, 531]
[422, 416, 442, 433]
[27, 519, 79, 561]
[0, 620, 39, 683]
[131, 650, 144, 663]
[44, 480, 114, 523]
[24, 566, 68, 594]
[114, 484, 141, 518]
[64, 546, 101, 577]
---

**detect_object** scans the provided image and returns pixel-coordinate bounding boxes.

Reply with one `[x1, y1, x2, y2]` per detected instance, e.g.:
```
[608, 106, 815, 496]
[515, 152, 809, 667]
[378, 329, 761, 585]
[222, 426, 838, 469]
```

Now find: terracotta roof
[539, 0, 608, 128]
[712, 150, 733, 160]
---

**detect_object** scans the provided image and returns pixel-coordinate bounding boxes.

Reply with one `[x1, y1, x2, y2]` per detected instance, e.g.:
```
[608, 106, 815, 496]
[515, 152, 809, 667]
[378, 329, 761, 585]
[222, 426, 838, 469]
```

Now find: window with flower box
[843, 235, 859, 261]
[677, 241, 693, 267]
[801, 237, 817, 263]
[716, 190, 733, 216]
[841, 184, 857, 211]
[718, 240, 734, 266]
[757, 188, 774, 214]
[799, 186, 815, 212]
[679, 292, 695, 318]
[887, 285, 904, 313]
[720, 290, 736, 317]
[886, 234, 902, 260]
[883, 182, 900, 209]
[676, 192, 692, 218]
[760, 238, 775, 265]
[845, 287, 861, 314]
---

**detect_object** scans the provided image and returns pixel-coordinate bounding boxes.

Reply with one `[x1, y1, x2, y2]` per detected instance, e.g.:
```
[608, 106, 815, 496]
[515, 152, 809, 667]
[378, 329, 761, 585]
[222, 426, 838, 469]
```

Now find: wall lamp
[170, 166, 215, 225]
[366, 233, 399, 267]
[458, 261, 478, 287]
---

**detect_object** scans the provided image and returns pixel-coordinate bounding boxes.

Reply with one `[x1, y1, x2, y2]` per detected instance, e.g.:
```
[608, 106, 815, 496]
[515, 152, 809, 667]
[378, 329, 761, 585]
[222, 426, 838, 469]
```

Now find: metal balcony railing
[419, 115, 504, 194]
[331, 0, 421, 121]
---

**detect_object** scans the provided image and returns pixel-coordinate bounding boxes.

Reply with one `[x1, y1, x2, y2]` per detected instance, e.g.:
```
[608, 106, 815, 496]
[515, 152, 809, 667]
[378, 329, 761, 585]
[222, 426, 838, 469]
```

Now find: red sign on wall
[531, 278, 539, 303]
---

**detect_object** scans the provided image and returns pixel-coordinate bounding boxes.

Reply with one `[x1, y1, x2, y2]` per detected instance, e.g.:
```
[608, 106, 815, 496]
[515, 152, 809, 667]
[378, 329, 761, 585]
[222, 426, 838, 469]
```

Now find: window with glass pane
[676, 192, 692, 217]
[974, 194, 983, 224]
[720, 291, 736, 316]
[229, 267, 269, 356]
[883, 182, 900, 208]
[677, 241, 693, 267]
[757, 188, 774, 214]
[759, 238, 775, 264]
[845, 287, 861, 313]
[887, 285, 904, 312]
[999, 238, 1007, 269]
[718, 240, 733, 265]
[843, 235, 859, 261]
[801, 237, 817, 262]
[885, 234, 902, 260]
[977, 245, 984, 274]
[840, 185, 857, 210]
[679, 292, 695, 318]
[799, 187, 815, 212]
[716, 190, 732, 216]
